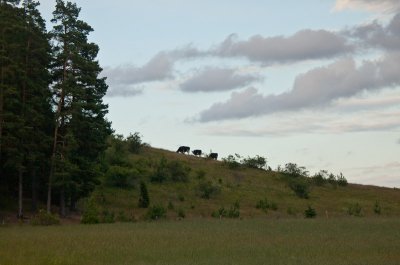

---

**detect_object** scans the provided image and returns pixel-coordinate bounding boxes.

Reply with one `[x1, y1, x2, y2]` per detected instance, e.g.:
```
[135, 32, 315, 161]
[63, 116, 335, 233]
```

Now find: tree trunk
[60, 185, 66, 217]
[31, 168, 37, 212]
[18, 167, 23, 219]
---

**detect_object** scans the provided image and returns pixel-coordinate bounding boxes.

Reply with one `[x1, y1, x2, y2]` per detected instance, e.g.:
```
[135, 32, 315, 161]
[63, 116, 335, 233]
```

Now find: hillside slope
[92, 146, 400, 221]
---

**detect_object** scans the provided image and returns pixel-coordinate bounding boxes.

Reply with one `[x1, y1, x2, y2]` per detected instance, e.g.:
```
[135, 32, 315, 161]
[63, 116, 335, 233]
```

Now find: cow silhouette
[176, 146, 190, 154]
[192, 149, 202, 156]
[209, 153, 218, 160]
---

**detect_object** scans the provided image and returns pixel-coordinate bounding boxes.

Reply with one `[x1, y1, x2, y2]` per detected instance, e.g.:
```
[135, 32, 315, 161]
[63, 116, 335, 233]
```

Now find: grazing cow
[192, 149, 202, 156]
[176, 146, 190, 154]
[209, 152, 218, 160]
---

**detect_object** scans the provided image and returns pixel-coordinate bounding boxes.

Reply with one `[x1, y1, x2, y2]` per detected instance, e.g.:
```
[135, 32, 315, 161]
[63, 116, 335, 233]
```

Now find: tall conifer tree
[48, 0, 111, 215]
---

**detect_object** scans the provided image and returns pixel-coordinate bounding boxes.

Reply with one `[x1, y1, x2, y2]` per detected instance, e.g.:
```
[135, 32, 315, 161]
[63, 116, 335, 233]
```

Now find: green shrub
[336, 173, 348, 186]
[222, 154, 241, 169]
[347, 203, 363, 217]
[146, 205, 166, 220]
[117, 211, 130, 222]
[178, 194, 185, 202]
[168, 161, 191, 182]
[212, 201, 240, 218]
[211, 207, 227, 218]
[168, 201, 174, 210]
[374, 201, 381, 215]
[81, 199, 100, 224]
[126, 132, 143, 154]
[197, 180, 221, 199]
[151, 157, 169, 183]
[241, 155, 267, 169]
[151, 157, 191, 183]
[283, 163, 309, 178]
[101, 209, 115, 223]
[311, 170, 328, 186]
[31, 209, 60, 226]
[256, 198, 278, 212]
[289, 178, 310, 199]
[304, 206, 317, 218]
[138, 181, 150, 208]
[105, 165, 138, 188]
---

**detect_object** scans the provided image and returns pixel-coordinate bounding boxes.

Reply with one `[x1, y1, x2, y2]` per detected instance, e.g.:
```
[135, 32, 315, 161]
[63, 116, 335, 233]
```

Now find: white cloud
[197, 52, 400, 122]
[334, 0, 400, 13]
[180, 67, 261, 93]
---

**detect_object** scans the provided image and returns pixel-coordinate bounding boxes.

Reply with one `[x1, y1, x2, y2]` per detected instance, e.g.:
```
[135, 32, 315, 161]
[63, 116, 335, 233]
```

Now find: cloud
[201, 108, 400, 137]
[348, 13, 400, 50]
[397, 138, 400, 144]
[334, 0, 400, 13]
[197, 52, 400, 122]
[180, 67, 261, 93]
[212, 30, 353, 64]
[104, 52, 174, 97]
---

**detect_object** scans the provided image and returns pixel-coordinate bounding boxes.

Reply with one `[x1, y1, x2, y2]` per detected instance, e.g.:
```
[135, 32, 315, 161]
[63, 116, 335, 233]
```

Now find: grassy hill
[87, 145, 400, 222]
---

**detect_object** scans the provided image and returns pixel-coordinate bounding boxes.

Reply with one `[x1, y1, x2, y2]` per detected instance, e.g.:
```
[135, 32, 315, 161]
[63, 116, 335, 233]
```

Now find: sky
[38, 0, 400, 188]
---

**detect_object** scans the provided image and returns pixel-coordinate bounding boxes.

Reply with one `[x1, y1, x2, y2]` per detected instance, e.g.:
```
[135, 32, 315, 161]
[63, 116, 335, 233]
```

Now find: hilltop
[81, 140, 400, 223]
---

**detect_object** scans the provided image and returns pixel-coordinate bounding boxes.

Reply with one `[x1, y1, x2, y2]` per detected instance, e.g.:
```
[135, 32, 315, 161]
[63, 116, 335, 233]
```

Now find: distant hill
[87, 145, 400, 222]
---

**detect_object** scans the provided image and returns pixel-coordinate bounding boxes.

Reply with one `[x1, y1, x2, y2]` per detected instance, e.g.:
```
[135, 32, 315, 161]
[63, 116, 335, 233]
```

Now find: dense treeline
[0, 0, 111, 218]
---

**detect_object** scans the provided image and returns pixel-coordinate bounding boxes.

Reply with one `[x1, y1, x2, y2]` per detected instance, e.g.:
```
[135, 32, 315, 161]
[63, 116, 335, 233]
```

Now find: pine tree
[138, 181, 150, 208]
[0, 0, 52, 217]
[48, 0, 111, 215]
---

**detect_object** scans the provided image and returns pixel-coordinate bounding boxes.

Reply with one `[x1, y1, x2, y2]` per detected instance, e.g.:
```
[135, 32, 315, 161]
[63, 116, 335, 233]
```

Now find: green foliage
[151, 157, 190, 183]
[374, 201, 381, 215]
[212, 201, 240, 218]
[138, 181, 150, 208]
[256, 198, 278, 212]
[117, 211, 130, 222]
[222, 154, 241, 169]
[126, 132, 144, 154]
[81, 198, 100, 224]
[31, 210, 60, 226]
[197, 180, 221, 199]
[146, 205, 166, 220]
[101, 209, 115, 223]
[283, 163, 309, 178]
[105, 165, 138, 188]
[241, 155, 267, 170]
[336, 173, 348, 187]
[311, 170, 328, 186]
[168, 201, 174, 210]
[289, 178, 310, 199]
[347, 203, 363, 217]
[304, 206, 317, 218]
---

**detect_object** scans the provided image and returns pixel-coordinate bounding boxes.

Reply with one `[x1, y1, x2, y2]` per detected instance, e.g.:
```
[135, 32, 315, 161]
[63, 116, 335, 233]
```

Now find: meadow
[1, 218, 400, 265]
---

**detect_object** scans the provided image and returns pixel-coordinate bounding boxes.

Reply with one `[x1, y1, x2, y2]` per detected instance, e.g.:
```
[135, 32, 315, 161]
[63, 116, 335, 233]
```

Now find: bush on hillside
[81, 198, 100, 224]
[197, 180, 221, 199]
[31, 209, 60, 226]
[256, 198, 278, 212]
[146, 205, 166, 220]
[105, 165, 138, 188]
[289, 178, 310, 199]
[304, 206, 317, 218]
[241, 155, 267, 170]
[151, 157, 191, 183]
[347, 203, 363, 217]
[222, 154, 241, 169]
[138, 181, 150, 208]
[374, 201, 381, 215]
[283, 163, 309, 178]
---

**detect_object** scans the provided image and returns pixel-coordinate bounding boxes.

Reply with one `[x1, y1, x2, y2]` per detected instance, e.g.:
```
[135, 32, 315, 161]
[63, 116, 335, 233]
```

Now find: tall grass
[1, 218, 400, 265]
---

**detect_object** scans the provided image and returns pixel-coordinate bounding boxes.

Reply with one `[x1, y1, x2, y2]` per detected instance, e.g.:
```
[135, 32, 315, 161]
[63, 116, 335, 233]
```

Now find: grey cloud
[397, 138, 400, 144]
[106, 86, 143, 97]
[349, 13, 400, 50]
[180, 67, 261, 93]
[212, 30, 353, 64]
[198, 52, 400, 122]
[103, 52, 174, 97]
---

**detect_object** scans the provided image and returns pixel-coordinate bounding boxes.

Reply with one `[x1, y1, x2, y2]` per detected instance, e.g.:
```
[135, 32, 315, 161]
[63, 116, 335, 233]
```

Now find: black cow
[209, 152, 218, 160]
[176, 146, 190, 154]
[192, 149, 202, 156]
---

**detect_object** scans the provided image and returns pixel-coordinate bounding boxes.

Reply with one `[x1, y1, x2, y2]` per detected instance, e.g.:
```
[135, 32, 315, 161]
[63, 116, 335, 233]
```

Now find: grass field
[1, 218, 400, 265]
